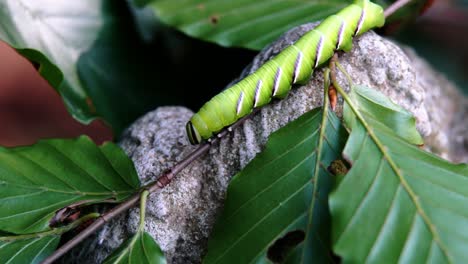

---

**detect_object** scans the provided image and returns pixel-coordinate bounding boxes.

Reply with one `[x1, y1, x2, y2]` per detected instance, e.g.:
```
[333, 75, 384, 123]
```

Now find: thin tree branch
[41, 194, 141, 264]
[384, 0, 413, 18]
[41, 112, 255, 264]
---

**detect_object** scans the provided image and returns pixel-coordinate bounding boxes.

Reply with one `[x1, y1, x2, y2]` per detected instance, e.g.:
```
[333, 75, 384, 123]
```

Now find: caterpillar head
[186, 121, 202, 145]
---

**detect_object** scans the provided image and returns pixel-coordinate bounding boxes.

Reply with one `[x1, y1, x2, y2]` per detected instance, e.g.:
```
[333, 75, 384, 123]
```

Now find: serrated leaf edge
[341, 89, 453, 262]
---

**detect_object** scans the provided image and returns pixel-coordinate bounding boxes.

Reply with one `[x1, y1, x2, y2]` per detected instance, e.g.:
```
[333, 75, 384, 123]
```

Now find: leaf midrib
[300, 103, 332, 263]
[345, 102, 454, 262]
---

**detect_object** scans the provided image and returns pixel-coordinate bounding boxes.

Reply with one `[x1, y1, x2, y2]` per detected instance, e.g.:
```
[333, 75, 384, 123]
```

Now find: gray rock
[401, 48, 467, 162]
[72, 24, 467, 263]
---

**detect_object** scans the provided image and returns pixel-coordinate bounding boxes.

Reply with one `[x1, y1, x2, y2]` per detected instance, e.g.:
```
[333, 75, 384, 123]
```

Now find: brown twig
[41, 112, 256, 264]
[384, 0, 413, 18]
[41, 194, 141, 264]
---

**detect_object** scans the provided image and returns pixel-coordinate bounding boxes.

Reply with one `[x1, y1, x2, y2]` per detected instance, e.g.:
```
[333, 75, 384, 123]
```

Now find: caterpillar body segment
[186, 0, 385, 144]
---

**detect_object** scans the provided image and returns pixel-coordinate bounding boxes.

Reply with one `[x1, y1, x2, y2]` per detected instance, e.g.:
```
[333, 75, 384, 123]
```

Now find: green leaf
[0, 1, 181, 134]
[76, 1, 184, 134]
[0, 236, 59, 264]
[103, 231, 165, 264]
[204, 107, 347, 263]
[142, 0, 353, 50]
[0, 136, 140, 234]
[343, 85, 423, 145]
[0, 1, 104, 123]
[103, 191, 165, 264]
[330, 89, 468, 263]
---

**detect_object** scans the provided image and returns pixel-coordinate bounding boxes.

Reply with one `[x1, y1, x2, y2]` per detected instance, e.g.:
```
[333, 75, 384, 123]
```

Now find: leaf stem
[300, 68, 336, 263]
[138, 190, 149, 232]
[0, 213, 99, 242]
[329, 54, 452, 263]
[41, 112, 255, 264]
[334, 61, 353, 87]
[111, 190, 151, 263]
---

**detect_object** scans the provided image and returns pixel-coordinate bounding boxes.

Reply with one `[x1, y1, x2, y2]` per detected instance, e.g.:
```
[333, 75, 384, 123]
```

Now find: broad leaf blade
[0, 1, 104, 123]
[75, 1, 182, 134]
[331, 92, 468, 263]
[0, 236, 59, 264]
[144, 0, 353, 50]
[0, 136, 140, 234]
[344, 85, 423, 145]
[205, 107, 347, 263]
[0, 1, 184, 134]
[103, 231, 165, 264]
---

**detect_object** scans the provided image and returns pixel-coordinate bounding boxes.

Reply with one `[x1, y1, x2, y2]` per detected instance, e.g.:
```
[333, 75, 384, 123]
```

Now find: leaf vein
[365, 185, 402, 262]
[335, 151, 384, 241]
[42, 142, 116, 193]
[224, 150, 316, 222]
[214, 181, 311, 263]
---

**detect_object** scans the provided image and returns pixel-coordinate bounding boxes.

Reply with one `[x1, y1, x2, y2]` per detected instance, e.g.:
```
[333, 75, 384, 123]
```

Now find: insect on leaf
[204, 107, 347, 263]
[330, 86, 468, 263]
[0, 136, 140, 234]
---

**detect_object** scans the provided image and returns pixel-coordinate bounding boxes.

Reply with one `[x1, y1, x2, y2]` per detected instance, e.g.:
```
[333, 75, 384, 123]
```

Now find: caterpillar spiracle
[186, 0, 385, 145]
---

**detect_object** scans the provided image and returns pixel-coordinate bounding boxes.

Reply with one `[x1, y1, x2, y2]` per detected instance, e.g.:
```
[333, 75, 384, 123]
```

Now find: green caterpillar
[186, 0, 385, 145]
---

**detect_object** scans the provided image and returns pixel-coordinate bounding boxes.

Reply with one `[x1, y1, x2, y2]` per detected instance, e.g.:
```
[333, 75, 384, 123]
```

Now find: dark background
[0, 0, 466, 147]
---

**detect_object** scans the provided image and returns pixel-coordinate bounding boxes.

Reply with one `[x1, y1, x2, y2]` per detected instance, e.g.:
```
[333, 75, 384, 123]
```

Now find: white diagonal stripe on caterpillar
[314, 35, 324, 68]
[236, 91, 245, 115]
[253, 79, 263, 108]
[336, 19, 346, 50]
[272, 66, 283, 97]
[355, 8, 366, 36]
[293, 50, 303, 84]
